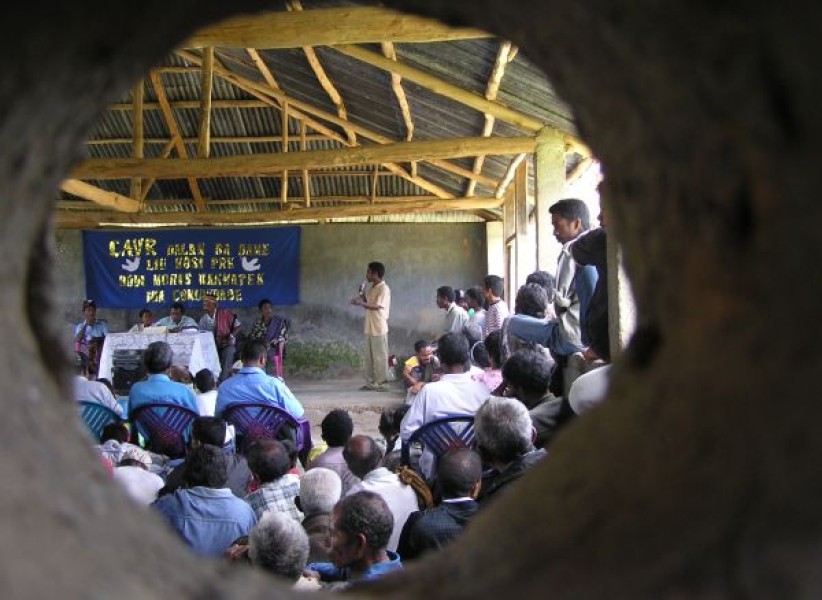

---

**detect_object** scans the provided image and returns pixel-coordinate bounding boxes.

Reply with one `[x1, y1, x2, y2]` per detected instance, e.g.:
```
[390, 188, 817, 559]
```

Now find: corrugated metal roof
[60, 2, 579, 226]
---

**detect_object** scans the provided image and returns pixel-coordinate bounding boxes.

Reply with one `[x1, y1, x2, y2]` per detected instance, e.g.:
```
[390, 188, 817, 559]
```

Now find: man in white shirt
[400, 333, 489, 479]
[343, 435, 418, 553]
[73, 351, 123, 416]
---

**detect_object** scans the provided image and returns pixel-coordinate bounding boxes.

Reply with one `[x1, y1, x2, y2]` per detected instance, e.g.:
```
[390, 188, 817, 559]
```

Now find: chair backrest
[78, 401, 121, 441]
[401, 415, 477, 469]
[221, 402, 304, 455]
[130, 403, 198, 459]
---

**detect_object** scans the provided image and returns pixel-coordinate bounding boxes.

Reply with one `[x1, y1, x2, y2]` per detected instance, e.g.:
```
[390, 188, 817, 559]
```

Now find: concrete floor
[287, 377, 407, 443]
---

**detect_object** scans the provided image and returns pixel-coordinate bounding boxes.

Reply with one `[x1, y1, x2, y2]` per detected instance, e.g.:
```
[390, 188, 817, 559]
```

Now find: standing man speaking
[351, 262, 391, 391]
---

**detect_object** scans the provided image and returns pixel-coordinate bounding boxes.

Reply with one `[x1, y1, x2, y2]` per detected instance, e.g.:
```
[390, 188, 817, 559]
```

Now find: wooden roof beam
[71, 136, 536, 179]
[55, 196, 504, 228]
[182, 7, 492, 49]
[197, 47, 215, 159]
[148, 70, 207, 211]
[381, 42, 414, 141]
[60, 180, 140, 213]
[178, 49, 498, 190]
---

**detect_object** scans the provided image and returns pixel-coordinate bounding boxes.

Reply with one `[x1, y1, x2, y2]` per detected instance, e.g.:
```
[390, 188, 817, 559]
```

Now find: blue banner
[83, 227, 300, 308]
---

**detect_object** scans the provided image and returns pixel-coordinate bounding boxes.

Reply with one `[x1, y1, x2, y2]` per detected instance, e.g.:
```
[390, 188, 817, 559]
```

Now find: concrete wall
[55, 223, 487, 377]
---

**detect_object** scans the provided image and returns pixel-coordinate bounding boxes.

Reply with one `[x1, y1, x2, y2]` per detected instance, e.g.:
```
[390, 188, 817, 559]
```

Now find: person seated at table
[199, 293, 241, 381]
[154, 302, 198, 333]
[74, 299, 108, 376]
[215, 340, 304, 420]
[128, 341, 199, 415]
[73, 351, 123, 417]
[248, 298, 289, 377]
[128, 308, 154, 333]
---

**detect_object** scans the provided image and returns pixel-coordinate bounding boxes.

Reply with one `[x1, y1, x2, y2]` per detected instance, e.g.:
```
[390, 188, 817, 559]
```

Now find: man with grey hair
[297, 468, 343, 563]
[474, 396, 547, 504]
[249, 511, 312, 584]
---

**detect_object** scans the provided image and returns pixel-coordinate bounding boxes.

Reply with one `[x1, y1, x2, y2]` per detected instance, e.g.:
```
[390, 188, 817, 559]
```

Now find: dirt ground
[288, 377, 407, 445]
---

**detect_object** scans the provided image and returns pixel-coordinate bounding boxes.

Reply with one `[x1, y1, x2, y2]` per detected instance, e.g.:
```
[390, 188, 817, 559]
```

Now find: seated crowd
[73, 196, 611, 591]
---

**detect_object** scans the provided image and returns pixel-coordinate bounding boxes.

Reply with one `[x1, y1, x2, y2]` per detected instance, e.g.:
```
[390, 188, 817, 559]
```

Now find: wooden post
[514, 158, 531, 285]
[534, 126, 566, 269]
[281, 101, 289, 207]
[300, 120, 310, 207]
[197, 47, 214, 159]
[130, 80, 144, 202]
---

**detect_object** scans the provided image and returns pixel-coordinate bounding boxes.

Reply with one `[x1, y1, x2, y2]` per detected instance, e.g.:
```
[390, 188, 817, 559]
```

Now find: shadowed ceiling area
[56, 0, 588, 228]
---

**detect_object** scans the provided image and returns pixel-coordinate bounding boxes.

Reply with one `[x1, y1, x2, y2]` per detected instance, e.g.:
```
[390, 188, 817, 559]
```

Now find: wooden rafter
[130, 80, 144, 203]
[281, 100, 289, 206]
[182, 7, 492, 49]
[300, 120, 310, 207]
[381, 42, 414, 141]
[60, 180, 140, 213]
[467, 41, 515, 197]
[56, 196, 504, 228]
[139, 139, 175, 203]
[495, 153, 528, 199]
[332, 44, 553, 134]
[71, 136, 536, 179]
[287, 0, 356, 145]
[148, 70, 207, 211]
[197, 47, 214, 158]
[87, 135, 328, 145]
[194, 49, 455, 198]
[179, 49, 498, 190]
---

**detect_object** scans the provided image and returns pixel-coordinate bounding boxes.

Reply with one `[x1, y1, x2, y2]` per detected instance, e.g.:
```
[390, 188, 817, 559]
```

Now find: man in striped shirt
[481, 274, 510, 338]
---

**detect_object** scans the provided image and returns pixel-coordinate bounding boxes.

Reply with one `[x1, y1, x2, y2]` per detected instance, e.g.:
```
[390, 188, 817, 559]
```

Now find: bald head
[343, 435, 383, 479]
[437, 448, 483, 499]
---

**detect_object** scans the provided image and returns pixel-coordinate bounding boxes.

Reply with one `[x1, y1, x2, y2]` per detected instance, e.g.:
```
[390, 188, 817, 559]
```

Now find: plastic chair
[78, 401, 122, 441]
[401, 415, 476, 471]
[221, 402, 310, 460]
[130, 403, 198, 459]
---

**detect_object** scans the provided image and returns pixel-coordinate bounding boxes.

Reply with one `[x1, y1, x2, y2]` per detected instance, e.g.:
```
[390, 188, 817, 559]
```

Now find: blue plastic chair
[401, 415, 476, 470]
[221, 402, 311, 460]
[130, 403, 198, 459]
[78, 401, 122, 441]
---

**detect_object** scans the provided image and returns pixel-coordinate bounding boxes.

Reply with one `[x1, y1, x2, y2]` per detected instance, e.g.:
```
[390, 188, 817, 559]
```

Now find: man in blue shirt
[129, 341, 199, 414]
[153, 445, 257, 557]
[153, 302, 199, 333]
[305, 491, 402, 586]
[215, 340, 304, 419]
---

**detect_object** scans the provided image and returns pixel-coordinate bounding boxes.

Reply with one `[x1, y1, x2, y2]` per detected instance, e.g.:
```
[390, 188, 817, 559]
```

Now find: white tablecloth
[97, 332, 220, 381]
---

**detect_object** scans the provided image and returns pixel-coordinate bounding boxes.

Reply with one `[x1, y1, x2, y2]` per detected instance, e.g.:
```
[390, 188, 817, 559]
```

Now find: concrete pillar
[534, 126, 566, 270]
[486, 221, 504, 277]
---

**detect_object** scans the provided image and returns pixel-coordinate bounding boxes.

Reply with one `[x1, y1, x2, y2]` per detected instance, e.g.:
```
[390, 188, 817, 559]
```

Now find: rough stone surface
[2, 0, 820, 598]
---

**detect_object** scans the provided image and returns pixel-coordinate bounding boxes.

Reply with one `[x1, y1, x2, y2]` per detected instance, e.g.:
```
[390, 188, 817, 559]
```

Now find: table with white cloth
[97, 331, 221, 382]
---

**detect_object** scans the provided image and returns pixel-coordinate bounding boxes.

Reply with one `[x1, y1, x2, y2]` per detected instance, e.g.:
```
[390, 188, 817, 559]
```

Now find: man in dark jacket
[159, 416, 252, 499]
[474, 397, 547, 504]
[397, 448, 482, 560]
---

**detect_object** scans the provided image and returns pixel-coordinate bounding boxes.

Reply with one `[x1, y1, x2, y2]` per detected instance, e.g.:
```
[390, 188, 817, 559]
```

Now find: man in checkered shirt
[244, 439, 303, 521]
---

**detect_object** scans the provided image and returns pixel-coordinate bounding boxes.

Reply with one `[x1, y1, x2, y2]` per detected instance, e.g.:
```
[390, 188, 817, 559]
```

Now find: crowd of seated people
[72, 197, 612, 591]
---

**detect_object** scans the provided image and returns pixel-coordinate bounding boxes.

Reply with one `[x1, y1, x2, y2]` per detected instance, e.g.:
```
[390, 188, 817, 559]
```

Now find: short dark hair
[183, 445, 228, 488]
[242, 339, 268, 363]
[138, 308, 152, 318]
[437, 332, 470, 369]
[549, 198, 591, 230]
[336, 491, 393, 551]
[437, 449, 482, 498]
[101, 422, 129, 444]
[465, 286, 485, 306]
[484, 330, 502, 368]
[343, 435, 384, 479]
[515, 283, 549, 318]
[194, 368, 216, 393]
[321, 409, 354, 447]
[502, 348, 553, 396]
[82, 299, 96, 310]
[247, 439, 292, 483]
[192, 416, 227, 447]
[258, 298, 272, 310]
[367, 262, 385, 278]
[414, 339, 433, 353]
[171, 302, 185, 313]
[378, 404, 410, 441]
[143, 341, 173, 374]
[483, 275, 504, 298]
[525, 271, 555, 301]
[436, 286, 455, 303]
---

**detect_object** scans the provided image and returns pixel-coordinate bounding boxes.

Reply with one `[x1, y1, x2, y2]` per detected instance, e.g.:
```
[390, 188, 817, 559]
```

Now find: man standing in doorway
[351, 262, 391, 392]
